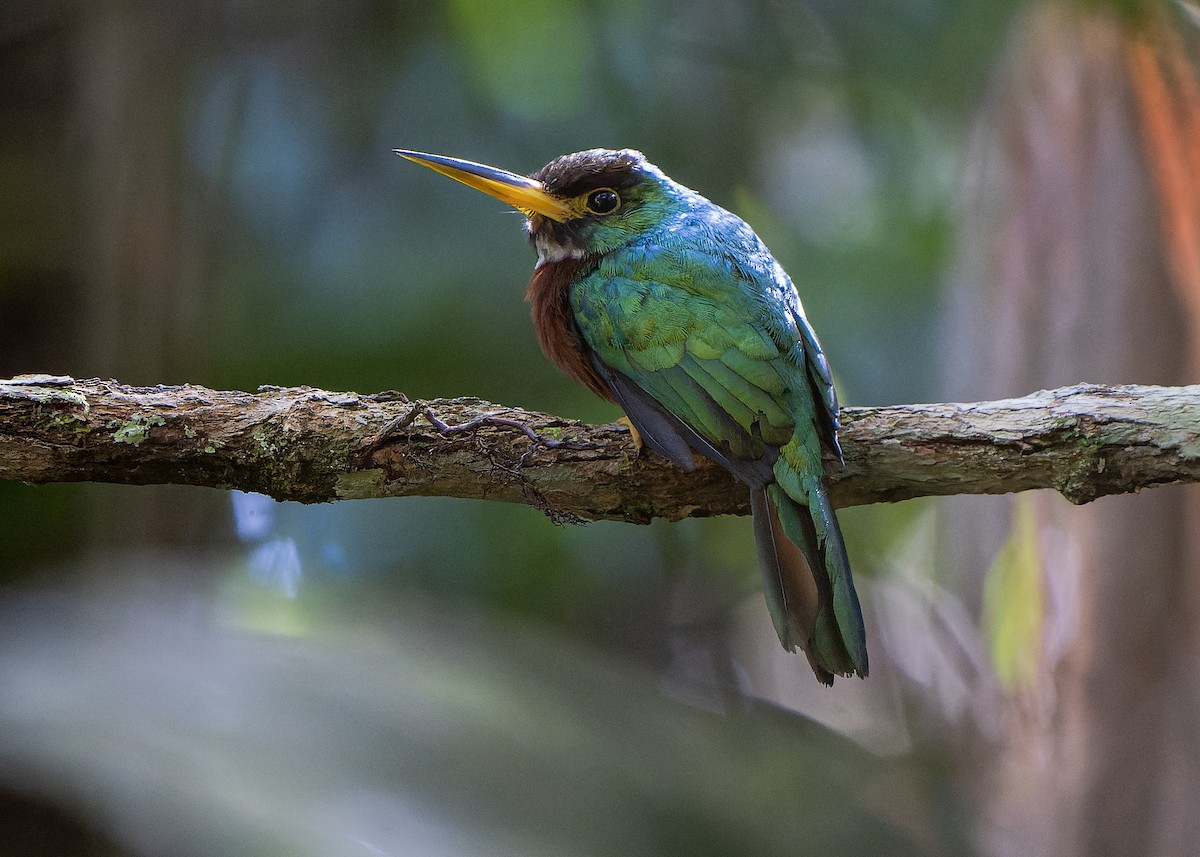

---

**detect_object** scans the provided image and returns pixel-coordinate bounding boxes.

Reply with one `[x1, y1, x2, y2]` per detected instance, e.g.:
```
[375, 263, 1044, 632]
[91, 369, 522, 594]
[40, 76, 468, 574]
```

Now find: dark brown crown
[530, 149, 646, 199]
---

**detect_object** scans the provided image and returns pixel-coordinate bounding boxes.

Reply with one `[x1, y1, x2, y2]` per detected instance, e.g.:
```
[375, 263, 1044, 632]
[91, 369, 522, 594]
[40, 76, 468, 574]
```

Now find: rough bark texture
[1, 375, 1197, 523]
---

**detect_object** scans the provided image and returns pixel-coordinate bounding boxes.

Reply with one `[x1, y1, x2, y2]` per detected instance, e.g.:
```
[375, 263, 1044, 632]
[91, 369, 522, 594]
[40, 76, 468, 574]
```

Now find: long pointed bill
[394, 149, 574, 222]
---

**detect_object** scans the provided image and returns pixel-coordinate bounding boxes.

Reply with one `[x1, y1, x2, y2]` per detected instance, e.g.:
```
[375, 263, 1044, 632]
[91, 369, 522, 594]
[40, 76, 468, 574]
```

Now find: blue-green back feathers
[563, 165, 867, 682]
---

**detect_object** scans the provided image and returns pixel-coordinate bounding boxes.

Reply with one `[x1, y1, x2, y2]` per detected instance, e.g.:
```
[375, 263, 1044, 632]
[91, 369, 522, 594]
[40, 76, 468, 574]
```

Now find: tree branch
[1, 375, 1197, 522]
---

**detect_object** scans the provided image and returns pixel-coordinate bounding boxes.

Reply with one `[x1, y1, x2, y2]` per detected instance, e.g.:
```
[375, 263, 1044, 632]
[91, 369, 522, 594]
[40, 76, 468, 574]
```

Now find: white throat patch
[533, 233, 586, 267]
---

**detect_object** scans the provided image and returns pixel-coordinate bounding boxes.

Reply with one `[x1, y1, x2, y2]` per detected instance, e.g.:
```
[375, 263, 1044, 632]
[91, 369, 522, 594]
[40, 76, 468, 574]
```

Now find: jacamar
[396, 148, 867, 684]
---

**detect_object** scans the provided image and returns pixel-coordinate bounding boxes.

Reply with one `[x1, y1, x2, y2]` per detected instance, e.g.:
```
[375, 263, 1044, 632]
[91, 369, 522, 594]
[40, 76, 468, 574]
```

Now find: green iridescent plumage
[396, 147, 868, 684]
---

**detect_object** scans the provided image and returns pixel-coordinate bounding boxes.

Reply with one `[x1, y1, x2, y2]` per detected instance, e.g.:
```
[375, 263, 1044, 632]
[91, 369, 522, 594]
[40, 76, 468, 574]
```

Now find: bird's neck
[525, 256, 614, 401]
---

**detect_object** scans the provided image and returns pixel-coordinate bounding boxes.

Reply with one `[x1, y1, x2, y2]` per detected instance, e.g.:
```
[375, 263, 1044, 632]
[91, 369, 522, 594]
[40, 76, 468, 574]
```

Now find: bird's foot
[616, 416, 644, 453]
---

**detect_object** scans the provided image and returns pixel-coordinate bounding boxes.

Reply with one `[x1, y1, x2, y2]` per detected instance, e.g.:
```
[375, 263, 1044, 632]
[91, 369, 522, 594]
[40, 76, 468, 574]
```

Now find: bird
[395, 147, 867, 684]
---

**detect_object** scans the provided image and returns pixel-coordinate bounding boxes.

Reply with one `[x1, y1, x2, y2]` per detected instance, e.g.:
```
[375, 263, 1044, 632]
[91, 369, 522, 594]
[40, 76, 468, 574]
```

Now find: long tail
[750, 480, 868, 684]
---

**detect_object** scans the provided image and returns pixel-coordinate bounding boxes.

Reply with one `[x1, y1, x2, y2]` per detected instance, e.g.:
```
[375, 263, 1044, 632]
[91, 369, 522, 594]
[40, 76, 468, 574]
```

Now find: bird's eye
[585, 188, 620, 215]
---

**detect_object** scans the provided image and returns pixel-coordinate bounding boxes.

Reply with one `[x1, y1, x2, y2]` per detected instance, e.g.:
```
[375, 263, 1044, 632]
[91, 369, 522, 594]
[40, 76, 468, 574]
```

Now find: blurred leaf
[982, 495, 1044, 690]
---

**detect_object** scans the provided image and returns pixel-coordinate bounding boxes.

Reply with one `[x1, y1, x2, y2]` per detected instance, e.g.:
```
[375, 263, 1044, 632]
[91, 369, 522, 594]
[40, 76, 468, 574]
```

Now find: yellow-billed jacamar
[396, 147, 867, 684]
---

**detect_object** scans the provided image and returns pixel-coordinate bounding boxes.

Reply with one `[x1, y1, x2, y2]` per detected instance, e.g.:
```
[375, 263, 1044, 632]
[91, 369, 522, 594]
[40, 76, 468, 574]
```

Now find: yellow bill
[394, 149, 574, 222]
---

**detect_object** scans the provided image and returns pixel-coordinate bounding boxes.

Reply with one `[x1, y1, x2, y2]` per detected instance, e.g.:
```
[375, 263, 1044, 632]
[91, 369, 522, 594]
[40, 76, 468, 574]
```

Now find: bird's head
[394, 148, 687, 265]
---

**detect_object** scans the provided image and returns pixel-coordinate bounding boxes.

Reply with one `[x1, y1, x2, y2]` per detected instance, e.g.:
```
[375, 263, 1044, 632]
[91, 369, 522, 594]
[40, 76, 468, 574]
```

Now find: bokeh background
[2, 1, 1199, 855]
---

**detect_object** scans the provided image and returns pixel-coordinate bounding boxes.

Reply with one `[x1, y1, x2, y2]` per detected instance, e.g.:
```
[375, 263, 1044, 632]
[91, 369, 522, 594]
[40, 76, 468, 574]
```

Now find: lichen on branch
[1, 375, 1198, 522]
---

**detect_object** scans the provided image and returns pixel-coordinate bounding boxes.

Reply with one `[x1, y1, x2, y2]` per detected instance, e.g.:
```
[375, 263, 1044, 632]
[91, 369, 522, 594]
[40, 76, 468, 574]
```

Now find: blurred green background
[1, 0, 1002, 643]
[4, 1, 1199, 855]
[0, 0, 1004, 625]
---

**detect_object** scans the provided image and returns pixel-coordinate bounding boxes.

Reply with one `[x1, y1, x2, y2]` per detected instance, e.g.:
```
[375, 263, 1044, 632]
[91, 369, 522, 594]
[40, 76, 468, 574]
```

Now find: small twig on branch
[1, 375, 1198, 523]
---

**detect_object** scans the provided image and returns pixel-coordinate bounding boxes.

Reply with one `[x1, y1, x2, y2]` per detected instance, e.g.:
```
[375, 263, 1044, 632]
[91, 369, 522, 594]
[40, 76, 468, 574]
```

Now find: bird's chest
[526, 245, 730, 395]
[524, 257, 615, 399]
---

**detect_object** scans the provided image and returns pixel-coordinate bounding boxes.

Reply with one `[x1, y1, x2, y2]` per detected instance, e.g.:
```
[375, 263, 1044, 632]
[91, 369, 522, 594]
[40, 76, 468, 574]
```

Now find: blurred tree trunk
[0, 9, 81, 376]
[946, 5, 1200, 856]
[74, 2, 227, 550]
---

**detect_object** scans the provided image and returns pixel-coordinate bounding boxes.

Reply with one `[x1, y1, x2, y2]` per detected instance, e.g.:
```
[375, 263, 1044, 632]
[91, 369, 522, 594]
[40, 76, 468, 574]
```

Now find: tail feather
[807, 483, 868, 672]
[749, 489, 817, 646]
[751, 482, 868, 683]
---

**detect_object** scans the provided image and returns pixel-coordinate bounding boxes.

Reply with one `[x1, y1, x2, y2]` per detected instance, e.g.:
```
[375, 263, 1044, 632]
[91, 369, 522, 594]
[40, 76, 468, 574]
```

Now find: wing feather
[567, 221, 865, 681]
